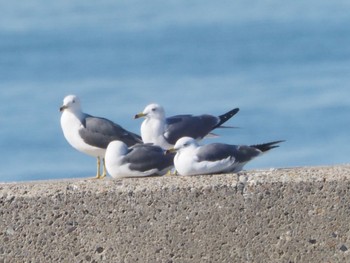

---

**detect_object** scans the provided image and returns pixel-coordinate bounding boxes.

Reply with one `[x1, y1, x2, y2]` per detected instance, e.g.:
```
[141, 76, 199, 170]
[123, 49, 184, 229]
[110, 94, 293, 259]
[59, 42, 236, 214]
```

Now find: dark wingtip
[251, 140, 285, 152]
[216, 108, 240, 128]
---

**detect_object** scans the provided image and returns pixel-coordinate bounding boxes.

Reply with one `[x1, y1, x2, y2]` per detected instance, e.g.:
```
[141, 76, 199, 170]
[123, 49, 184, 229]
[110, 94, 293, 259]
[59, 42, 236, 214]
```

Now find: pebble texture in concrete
[1, 165, 350, 262]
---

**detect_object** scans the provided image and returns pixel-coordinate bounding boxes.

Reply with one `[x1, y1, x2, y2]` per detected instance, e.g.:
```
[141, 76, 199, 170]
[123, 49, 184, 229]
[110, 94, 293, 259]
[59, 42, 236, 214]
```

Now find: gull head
[166, 137, 199, 154]
[134, 103, 165, 120]
[60, 95, 82, 113]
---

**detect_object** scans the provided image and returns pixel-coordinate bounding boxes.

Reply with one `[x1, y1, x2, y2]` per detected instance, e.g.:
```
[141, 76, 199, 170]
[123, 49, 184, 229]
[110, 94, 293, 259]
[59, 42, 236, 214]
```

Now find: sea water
[0, 0, 349, 182]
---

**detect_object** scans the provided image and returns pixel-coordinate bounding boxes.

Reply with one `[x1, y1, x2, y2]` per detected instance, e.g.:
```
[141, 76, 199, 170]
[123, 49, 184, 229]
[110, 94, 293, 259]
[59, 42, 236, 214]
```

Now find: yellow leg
[100, 158, 107, 179]
[95, 157, 101, 179]
[166, 168, 178, 176]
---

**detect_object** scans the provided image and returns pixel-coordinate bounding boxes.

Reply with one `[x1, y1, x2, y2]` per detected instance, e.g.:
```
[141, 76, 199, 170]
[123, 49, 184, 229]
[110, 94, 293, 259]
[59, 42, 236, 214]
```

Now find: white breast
[174, 149, 197, 176]
[60, 111, 105, 158]
[141, 118, 172, 149]
[104, 149, 125, 178]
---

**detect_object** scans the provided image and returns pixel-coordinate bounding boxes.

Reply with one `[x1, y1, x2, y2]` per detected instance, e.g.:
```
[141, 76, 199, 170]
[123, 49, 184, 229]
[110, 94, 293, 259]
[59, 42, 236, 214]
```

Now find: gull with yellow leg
[59, 95, 142, 179]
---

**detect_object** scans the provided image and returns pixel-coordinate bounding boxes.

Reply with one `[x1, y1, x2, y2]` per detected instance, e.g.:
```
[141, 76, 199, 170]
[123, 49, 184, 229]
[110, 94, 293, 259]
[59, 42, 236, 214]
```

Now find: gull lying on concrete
[134, 103, 239, 149]
[105, 141, 175, 178]
[60, 95, 142, 179]
[167, 137, 284, 176]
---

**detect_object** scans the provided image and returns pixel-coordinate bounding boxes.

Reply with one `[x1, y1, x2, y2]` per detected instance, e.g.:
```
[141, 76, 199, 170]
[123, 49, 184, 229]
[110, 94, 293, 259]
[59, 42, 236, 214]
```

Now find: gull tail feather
[215, 108, 239, 128]
[251, 140, 285, 153]
[215, 125, 241, 129]
[204, 133, 219, 138]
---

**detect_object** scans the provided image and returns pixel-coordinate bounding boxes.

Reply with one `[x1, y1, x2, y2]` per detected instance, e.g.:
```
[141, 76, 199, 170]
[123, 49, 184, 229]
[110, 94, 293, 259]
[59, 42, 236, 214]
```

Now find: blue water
[1, 1, 349, 182]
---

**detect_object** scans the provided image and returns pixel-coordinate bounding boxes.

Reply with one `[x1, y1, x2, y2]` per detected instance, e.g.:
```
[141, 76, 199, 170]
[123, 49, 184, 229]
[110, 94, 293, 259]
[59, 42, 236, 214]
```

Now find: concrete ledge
[1, 165, 350, 262]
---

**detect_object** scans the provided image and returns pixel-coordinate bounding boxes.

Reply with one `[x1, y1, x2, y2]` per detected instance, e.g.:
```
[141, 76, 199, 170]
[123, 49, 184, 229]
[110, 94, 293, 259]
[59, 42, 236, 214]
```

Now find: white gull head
[135, 103, 171, 148]
[60, 94, 82, 115]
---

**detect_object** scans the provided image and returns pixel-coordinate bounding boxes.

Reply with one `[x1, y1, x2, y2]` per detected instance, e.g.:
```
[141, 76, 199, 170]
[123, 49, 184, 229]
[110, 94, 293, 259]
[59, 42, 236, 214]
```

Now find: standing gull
[105, 141, 175, 179]
[167, 137, 284, 176]
[134, 103, 239, 149]
[59, 95, 142, 179]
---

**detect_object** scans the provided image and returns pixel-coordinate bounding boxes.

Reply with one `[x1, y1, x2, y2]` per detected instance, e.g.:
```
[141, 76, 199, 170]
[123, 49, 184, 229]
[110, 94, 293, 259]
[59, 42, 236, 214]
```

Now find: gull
[105, 141, 175, 179]
[167, 137, 284, 176]
[134, 103, 239, 149]
[59, 95, 142, 179]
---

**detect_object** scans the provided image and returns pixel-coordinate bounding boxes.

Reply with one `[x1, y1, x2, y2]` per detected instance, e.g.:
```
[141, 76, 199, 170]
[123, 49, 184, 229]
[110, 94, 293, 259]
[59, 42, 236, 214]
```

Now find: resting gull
[134, 103, 239, 149]
[167, 137, 284, 176]
[59, 95, 142, 179]
[105, 141, 175, 178]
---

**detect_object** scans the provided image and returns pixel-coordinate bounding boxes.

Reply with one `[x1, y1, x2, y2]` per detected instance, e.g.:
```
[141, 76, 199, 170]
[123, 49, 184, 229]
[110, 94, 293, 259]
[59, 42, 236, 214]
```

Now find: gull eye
[152, 108, 156, 112]
[72, 99, 76, 103]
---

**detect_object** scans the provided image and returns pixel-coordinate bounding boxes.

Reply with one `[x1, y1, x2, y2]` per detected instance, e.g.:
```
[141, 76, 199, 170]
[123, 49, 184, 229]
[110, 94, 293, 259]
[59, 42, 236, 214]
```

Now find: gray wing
[164, 114, 220, 145]
[233, 145, 263, 162]
[196, 143, 236, 162]
[124, 145, 174, 172]
[196, 143, 261, 163]
[79, 114, 142, 149]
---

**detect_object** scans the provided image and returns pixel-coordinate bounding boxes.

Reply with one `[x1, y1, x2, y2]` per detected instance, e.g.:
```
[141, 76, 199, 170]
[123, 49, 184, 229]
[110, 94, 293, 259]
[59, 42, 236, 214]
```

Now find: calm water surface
[0, 1, 349, 182]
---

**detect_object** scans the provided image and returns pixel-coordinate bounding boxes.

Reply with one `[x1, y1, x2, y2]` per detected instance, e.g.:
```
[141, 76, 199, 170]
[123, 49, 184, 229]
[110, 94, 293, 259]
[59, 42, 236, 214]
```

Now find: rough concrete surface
[1, 165, 350, 263]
